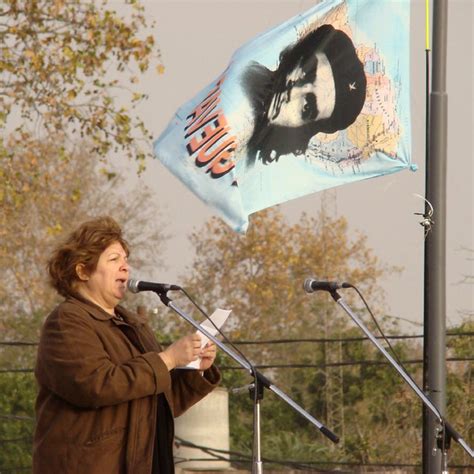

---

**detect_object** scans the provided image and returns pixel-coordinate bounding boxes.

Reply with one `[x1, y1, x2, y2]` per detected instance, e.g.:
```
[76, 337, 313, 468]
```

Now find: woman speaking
[33, 216, 219, 473]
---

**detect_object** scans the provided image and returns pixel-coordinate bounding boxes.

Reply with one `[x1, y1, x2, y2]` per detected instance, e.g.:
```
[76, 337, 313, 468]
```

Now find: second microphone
[127, 279, 181, 294]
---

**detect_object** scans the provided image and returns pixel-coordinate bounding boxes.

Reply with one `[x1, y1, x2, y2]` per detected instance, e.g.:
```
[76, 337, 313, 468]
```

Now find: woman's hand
[199, 341, 217, 371]
[160, 333, 202, 370]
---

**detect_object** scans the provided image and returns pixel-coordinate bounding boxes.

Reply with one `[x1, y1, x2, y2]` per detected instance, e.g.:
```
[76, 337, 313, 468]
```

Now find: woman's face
[266, 51, 335, 128]
[77, 241, 129, 312]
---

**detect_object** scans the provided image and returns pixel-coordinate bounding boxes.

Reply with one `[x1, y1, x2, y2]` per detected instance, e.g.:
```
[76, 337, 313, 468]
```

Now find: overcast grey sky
[119, 0, 473, 330]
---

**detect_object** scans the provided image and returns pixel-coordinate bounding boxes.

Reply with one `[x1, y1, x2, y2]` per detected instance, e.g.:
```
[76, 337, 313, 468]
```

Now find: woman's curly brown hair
[48, 216, 129, 297]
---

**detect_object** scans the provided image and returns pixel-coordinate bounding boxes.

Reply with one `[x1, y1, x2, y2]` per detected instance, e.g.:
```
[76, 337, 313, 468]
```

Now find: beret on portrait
[307, 24, 367, 133]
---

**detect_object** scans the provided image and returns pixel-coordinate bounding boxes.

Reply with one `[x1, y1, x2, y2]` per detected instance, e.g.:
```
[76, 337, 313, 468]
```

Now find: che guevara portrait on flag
[154, 0, 412, 233]
[241, 24, 367, 166]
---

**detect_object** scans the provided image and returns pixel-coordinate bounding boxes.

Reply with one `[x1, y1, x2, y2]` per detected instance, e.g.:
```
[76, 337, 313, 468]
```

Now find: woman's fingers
[162, 333, 203, 368]
[199, 341, 217, 370]
[200, 345, 216, 357]
[161, 334, 219, 372]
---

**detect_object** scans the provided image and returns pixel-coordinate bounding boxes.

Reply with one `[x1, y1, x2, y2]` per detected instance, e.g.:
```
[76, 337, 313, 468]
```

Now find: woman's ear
[75, 263, 89, 281]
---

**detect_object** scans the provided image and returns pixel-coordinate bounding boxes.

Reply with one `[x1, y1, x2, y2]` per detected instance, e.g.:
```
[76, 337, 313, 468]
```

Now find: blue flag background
[154, 0, 412, 233]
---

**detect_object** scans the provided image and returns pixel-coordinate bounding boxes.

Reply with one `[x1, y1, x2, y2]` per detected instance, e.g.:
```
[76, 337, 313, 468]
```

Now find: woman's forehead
[104, 241, 127, 255]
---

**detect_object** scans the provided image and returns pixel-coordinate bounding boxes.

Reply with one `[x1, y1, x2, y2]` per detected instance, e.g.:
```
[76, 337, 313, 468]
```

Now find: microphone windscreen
[303, 278, 316, 293]
[127, 279, 140, 293]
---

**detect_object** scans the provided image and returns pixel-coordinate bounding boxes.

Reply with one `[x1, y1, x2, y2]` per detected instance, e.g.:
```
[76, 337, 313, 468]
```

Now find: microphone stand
[155, 290, 339, 473]
[327, 289, 473, 471]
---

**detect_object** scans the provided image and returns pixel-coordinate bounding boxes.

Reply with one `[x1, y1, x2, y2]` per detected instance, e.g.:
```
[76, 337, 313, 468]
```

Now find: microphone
[303, 278, 350, 293]
[127, 279, 181, 294]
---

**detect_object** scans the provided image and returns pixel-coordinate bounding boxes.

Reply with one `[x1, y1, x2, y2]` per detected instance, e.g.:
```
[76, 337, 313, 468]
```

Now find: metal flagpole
[423, 0, 448, 472]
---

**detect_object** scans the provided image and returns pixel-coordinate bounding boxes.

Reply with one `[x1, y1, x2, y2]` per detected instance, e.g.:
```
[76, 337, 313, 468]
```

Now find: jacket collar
[66, 293, 144, 326]
[66, 293, 114, 321]
[115, 305, 145, 327]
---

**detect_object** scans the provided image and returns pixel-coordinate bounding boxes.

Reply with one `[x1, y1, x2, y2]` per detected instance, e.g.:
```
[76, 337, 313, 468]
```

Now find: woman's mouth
[116, 278, 127, 289]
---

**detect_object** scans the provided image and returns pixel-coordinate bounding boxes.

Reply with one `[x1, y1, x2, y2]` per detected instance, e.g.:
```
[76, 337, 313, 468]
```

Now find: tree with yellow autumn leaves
[0, 0, 161, 166]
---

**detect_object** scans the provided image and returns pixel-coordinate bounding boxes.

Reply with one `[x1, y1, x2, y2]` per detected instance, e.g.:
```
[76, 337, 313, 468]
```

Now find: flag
[154, 0, 412, 233]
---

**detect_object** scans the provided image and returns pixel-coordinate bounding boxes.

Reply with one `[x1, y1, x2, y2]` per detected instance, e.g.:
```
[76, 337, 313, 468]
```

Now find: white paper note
[185, 308, 231, 370]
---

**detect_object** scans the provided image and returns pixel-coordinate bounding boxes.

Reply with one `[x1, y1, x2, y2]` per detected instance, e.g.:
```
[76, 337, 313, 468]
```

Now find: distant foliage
[0, 373, 35, 471]
[1, 135, 167, 321]
[182, 208, 389, 342]
[0, 0, 161, 167]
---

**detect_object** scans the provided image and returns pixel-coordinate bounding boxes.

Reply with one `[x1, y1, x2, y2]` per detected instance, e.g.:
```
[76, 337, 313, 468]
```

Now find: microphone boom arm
[328, 289, 473, 461]
[156, 291, 339, 445]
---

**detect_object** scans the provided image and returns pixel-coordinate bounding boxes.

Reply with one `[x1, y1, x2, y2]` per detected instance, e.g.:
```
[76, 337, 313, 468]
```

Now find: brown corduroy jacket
[33, 295, 220, 474]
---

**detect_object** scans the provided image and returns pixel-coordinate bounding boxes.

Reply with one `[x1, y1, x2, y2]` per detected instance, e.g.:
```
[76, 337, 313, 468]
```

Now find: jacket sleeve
[36, 306, 172, 408]
[170, 365, 221, 417]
